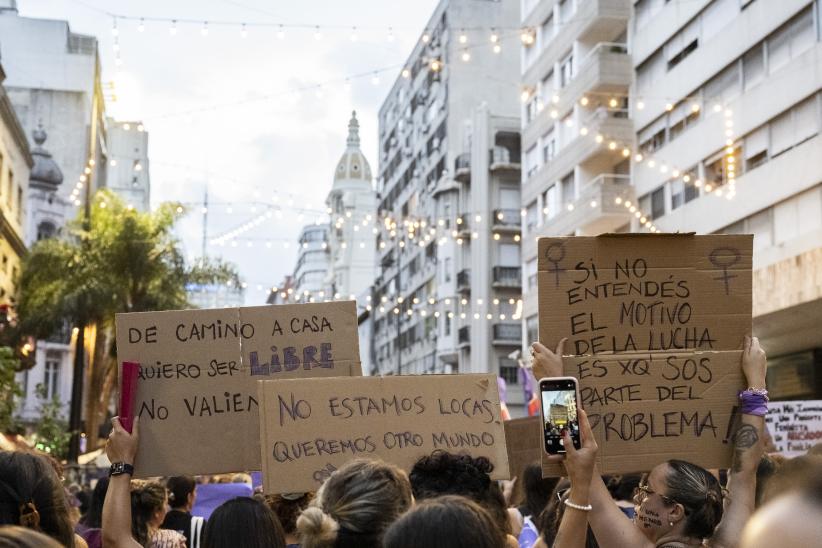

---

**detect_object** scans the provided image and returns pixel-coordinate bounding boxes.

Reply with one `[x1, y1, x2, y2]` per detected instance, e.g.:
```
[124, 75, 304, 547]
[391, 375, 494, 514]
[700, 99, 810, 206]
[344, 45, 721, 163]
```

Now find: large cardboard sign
[538, 234, 751, 475]
[115, 302, 362, 477]
[257, 374, 509, 494]
[765, 400, 822, 456]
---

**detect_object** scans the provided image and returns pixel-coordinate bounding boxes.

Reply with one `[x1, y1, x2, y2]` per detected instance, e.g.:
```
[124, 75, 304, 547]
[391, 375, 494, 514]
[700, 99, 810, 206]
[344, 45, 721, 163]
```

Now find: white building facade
[630, 0, 822, 399]
[519, 0, 634, 359]
[292, 224, 331, 303]
[370, 0, 529, 413]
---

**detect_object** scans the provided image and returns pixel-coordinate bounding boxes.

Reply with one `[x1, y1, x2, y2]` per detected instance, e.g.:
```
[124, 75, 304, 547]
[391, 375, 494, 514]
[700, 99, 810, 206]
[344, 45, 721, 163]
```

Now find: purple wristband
[738, 391, 768, 416]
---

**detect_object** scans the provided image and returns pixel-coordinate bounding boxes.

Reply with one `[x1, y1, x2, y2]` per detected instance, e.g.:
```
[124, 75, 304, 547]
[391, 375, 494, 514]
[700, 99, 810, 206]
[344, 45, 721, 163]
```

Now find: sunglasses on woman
[635, 482, 678, 506]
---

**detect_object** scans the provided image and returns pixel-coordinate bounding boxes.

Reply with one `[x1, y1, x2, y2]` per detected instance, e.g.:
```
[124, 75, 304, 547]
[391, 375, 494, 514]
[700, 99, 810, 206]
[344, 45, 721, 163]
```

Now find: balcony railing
[492, 208, 521, 229]
[458, 325, 471, 345]
[457, 269, 471, 292]
[492, 266, 522, 288]
[490, 146, 521, 169]
[493, 323, 522, 344]
[455, 152, 471, 182]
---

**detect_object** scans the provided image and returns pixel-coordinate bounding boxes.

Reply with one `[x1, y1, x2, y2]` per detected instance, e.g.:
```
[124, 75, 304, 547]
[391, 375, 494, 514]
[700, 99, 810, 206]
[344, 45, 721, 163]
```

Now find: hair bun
[297, 506, 339, 547]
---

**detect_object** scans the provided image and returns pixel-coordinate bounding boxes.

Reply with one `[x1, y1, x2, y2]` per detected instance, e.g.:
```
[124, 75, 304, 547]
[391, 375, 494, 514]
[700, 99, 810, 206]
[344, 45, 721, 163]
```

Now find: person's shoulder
[151, 528, 187, 548]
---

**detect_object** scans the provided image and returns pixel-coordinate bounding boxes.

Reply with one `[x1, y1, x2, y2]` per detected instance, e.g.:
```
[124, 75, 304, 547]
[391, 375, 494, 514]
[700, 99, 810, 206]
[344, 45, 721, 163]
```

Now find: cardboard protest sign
[115, 302, 361, 477]
[503, 417, 542, 483]
[765, 400, 822, 456]
[257, 374, 509, 494]
[538, 234, 751, 476]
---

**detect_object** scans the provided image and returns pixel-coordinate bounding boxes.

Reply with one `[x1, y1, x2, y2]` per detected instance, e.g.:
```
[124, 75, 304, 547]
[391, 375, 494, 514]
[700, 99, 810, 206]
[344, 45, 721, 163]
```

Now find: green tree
[0, 346, 22, 433]
[18, 190, 240, 452]
[31, 383, 71, 460]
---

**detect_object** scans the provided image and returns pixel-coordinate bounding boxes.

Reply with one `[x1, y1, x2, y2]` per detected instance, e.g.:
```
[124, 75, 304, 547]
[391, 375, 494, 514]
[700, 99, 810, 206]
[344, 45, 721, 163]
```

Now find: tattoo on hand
[731, 424, 759, 472]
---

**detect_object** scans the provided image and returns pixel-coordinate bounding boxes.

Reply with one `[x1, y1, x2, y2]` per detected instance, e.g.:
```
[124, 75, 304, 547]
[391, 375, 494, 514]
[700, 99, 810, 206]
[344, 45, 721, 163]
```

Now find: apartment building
[519, 0, 634, 351]
[291, 223, 331, 303]
[630, 0, 822, 399]
[370, 0, 529, 412]
[106, 119, 151, 212]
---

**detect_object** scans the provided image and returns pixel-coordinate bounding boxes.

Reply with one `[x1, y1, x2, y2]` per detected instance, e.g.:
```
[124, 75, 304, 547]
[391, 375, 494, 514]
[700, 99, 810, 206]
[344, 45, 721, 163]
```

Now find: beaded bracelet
[563, 499, 593, 512]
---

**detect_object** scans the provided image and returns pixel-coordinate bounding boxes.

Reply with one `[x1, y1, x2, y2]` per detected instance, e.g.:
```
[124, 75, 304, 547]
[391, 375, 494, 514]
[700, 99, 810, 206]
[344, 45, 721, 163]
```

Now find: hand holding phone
[539, 377, 581, 454]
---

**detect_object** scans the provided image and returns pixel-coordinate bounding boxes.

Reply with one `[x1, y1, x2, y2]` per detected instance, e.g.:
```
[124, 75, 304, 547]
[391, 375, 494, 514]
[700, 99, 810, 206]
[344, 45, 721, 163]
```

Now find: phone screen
[540, 379, 581, 454]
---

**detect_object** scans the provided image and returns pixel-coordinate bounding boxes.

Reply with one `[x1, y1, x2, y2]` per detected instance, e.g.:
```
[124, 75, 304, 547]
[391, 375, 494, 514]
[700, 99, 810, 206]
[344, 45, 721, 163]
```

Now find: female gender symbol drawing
[544, 242, 566, 288]
[709, 247, 741, 295]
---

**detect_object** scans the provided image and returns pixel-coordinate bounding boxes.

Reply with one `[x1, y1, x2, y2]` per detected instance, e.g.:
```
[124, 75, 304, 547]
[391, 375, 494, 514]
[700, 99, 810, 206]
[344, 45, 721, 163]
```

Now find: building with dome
[325, 111, 377, 303]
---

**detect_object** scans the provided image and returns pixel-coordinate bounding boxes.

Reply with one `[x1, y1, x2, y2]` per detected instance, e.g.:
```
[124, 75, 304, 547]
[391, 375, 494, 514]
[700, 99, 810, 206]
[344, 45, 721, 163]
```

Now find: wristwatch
[109, 462, 135, 477]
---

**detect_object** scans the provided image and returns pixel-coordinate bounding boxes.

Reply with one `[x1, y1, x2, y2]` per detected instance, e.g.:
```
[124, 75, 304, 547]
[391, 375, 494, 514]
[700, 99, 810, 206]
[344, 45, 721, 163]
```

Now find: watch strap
[109, 462, 135, 477]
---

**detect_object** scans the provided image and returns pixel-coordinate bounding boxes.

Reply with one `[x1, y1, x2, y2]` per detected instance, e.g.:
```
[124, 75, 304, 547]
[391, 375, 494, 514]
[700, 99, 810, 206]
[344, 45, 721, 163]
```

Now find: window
[744, 126, 768, 170]
[525, 144, 539, 178]
[525, 96, 539, 124]
[651, 187, 665, 219]
[540, 71, 555, 103]
[525, 201, 538, 232]
[704, 63, 740, 104]
[701, 0, 738, 44]
[443, 258, 452, 283]
[636, 50, 665, 94]
[634, 0, 664, 31]
[639, 117, 666, 153]
[544, 184, 558, 219]
[37, 222, 56, 241]
[560, 172, 575, 207]
[444, 315, 451, 336]
[742, 45, 764, 91]
[748, 209, 773, 251]
[525, 259, 537, 289]
[559, 52, 574, 87]
[499, 360, 519, 385]
[500, 188, 519, 209]
[44, 357, 60, 400]
[6, 171, 12, 208]
[540, 14, 554, 46]
[665, 18, 699, 70]
[542, 128, 556, 163]
[671, 176, 698, 210]
[558, 0, 574, 24]
[16, 187, 22, 222]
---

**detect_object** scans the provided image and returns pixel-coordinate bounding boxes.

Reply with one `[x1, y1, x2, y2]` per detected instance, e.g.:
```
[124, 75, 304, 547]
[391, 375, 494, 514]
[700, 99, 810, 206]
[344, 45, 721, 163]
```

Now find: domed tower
[325, 111, 377, 300]
[27, 125, 69, 244]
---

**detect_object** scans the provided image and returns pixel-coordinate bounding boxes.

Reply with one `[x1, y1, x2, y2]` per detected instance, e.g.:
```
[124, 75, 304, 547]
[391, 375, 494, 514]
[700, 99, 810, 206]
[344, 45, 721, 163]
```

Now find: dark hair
[264, 493, 313, 535]
[609, 474, 642, 502]
[203, 497, 285, 548]
[166, 476, 196, 509]
[409, 451, 511, 536]
[130, 480, 166, 547]
[297, 459, 413, 548]
[383, 495, 506, 548]
[535, 479, 568, 542]
[0, 525, 63, 548]
[0, 451, 75, 547]
[80, 477, 108, 529]
[664, 460, 723, 539]
[522, 463, 558, 519]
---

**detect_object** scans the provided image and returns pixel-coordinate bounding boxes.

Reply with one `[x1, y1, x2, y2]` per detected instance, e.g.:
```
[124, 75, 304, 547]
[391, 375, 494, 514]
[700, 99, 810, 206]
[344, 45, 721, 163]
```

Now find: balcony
[456, 217, 470, 237]
[454, 152, 471, 183]
[492, 323, 522, 346]
[457, 269, 471, 293]
[458, 326, 471, 347]
[540, 174, 634, 236]
[492, 208, 522, 232]
[492, 266, 522, 289]
[523, 0, 631, 85]
[489, 146, 521, 172]
[524, 108, 633, 201]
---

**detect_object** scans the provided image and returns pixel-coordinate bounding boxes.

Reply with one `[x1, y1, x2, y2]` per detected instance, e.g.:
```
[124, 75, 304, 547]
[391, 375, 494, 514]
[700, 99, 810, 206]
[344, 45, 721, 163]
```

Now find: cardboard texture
[115, 301, 362, 477]
[504, 417, 542, 483]
[537, 235, 752, 476]
[257, 374, 509, 494]
[765, 400, 822, 456]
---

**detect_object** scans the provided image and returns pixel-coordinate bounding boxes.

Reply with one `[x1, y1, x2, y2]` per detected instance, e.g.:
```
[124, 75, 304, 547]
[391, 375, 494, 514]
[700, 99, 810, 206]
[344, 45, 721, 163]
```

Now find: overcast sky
[18, 0, 439, 303]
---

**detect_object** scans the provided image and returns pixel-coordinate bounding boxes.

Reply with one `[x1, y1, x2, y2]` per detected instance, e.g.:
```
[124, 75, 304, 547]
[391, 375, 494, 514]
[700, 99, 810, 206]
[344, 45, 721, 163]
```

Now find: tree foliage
[0, 346, 22, 433]
[31, 383, 71, 460]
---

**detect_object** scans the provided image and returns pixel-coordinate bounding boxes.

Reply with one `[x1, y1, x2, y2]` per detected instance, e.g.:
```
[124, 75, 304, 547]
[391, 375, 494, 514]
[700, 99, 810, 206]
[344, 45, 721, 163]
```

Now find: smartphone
[539, 377, 581, 454]
[119, 362, 140, 433]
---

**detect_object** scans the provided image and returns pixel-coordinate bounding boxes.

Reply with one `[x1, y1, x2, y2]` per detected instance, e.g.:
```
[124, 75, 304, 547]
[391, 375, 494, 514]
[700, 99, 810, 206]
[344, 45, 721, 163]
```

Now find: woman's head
[633, 460, 723, 542]
[130, 480, 168, 546]
[297, 459, 413, 548]
[0, 525, 63, 548]
[203, 497, 285, 548]
[0, 451, 74, 547]
[166, 476, 196, 510]
[264, 493, 313, 537]
[409, 451, 511, 536]
[383, 495, 506, 548]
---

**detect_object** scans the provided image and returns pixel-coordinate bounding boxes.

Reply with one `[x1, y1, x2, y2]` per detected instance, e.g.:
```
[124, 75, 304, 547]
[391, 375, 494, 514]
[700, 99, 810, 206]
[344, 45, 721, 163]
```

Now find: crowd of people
[1, 335, 821, 547]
